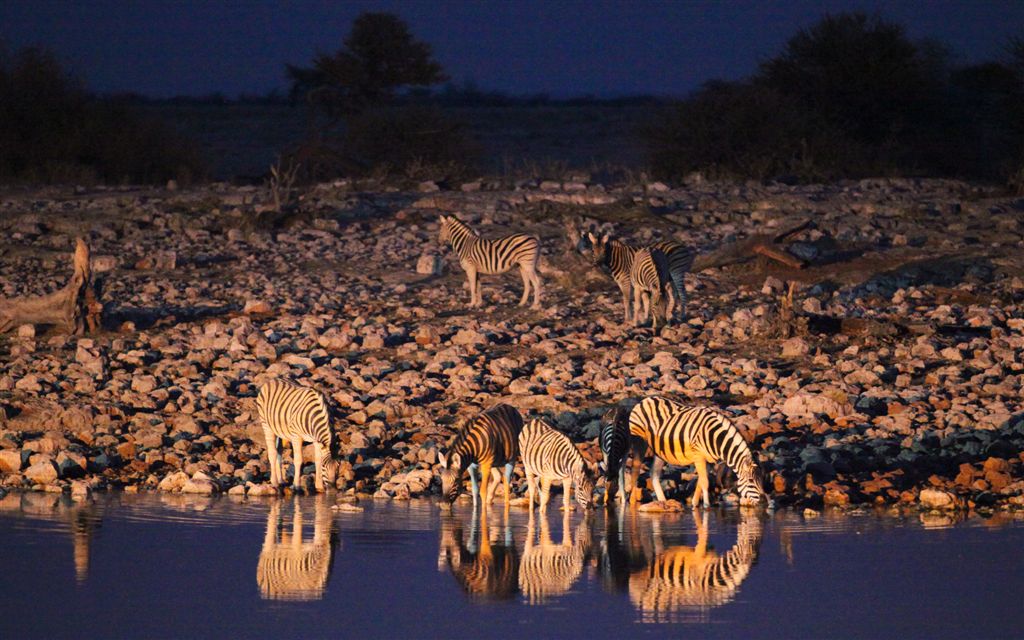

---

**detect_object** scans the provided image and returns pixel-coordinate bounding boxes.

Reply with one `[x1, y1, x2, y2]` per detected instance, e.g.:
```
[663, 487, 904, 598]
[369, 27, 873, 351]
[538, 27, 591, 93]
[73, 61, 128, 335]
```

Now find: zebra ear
[438, 452, 447, 468]
[600, 233, 611, 244]
[587, 232, 597, 244]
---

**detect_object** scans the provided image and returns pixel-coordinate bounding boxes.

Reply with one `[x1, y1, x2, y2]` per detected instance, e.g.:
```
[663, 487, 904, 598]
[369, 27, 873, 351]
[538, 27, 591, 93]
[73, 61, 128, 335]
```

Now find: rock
[637, 499, 684, 513]
[919, 488, 962, 510]
[131, 375, 158, 394]
[781, 337, 810, 357]
[781, 393, 848, 419]
[16, 324, 35, 339]
[451, 329, 486, 346]
[25, 460, 59, 484]
[227, 484, 246, 496]
[333, 502, 364, 512]
[246, 482, 278, 497]
[417, 180, 440, 193]
[0, 450, 23, 473]
[70, 481, 92, 501]
[244, 299, 272, 315]
[415, 253, 443, 275]
[157, 471, 189, 492]
[182, 472, 218, 495]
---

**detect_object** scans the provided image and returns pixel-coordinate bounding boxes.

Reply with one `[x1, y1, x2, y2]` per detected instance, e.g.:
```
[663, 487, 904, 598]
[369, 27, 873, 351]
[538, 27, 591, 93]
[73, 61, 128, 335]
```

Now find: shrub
[0, 46, 203, 185]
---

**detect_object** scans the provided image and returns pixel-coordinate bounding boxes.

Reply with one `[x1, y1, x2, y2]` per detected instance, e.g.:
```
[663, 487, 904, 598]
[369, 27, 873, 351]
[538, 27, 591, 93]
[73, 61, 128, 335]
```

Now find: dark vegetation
[2, 12, 1022, 188]
[0, 45, 203, 185]
[644, 14, 1024, 186]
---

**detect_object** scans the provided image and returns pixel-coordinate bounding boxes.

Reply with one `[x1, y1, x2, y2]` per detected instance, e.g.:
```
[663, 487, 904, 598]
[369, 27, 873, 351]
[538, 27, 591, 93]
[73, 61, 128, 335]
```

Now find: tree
[287, 12, 447, 121]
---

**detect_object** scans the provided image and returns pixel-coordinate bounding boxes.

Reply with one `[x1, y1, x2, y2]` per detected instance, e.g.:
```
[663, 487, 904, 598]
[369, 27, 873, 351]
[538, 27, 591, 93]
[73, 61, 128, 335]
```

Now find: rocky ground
[1, 176, 1023, 514]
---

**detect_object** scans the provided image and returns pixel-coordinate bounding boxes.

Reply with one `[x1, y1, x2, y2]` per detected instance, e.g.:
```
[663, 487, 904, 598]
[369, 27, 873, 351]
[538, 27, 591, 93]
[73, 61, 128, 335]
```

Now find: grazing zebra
[519, 510, 592, 604]
[519, 418, 595, 512]
[630, 247, 676, 329]
[627, 396, 770, 508]
[438, 214, 543, 308]
[256, 378, 340, 493]
[439, 404, 523, 507]
[582, 232, 695, 322]
[599, 405, 647, 505]
[438, 511, 519, 601]
[629, 511, 763, 623]
[256, 497, 338, 601]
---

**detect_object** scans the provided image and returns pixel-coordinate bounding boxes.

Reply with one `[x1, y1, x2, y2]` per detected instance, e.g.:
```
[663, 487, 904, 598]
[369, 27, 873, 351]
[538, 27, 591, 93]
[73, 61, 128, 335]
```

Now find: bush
[0, 46, 203, 185]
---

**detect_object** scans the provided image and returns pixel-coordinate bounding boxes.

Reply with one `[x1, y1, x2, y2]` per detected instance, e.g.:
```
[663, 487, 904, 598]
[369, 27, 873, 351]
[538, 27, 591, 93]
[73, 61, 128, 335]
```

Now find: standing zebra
[256, 496, 338, 601]
[630, 247, 676, 329]
[599, 405, 647, 505]
[582, 232, 695, 323]
[438, 214, 543, 309]
[256, 378, 340, 493]
[439, 404, 523, 507]
[627, 396, 770, 508]
[519, 418, 595, 512]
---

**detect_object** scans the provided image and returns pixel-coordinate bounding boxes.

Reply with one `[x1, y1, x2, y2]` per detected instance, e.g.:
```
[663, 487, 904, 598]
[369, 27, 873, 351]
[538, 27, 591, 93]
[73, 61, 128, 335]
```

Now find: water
[1, 492, 1021, 639]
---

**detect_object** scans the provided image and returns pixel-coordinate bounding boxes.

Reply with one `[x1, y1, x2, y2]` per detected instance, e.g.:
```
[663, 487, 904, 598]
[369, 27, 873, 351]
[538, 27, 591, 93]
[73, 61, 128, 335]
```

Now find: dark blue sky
[2, 0, 1022, 99]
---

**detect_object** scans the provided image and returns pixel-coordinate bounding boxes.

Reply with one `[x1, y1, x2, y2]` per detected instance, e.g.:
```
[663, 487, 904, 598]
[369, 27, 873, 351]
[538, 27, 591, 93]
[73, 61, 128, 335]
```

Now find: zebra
[256, 378, 340, 493]
[438, 404, 522, 507]
[581, 232, 695, 323]
[518, 418, 595, 512]
[628, 511, 763, 623]
[518, 510, 592, 604]
[256, 497, 338, 601]
[630, 247, 676, 329]
[627, 396, 771, 508]
[598, 405, 647, 505]
[438, 510, 519, 601]
[438, 214, 543, 309]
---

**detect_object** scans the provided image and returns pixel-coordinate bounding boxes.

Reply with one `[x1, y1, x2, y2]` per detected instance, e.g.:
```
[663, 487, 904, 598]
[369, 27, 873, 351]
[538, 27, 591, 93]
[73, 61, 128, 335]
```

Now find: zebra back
[628, 396, 766, 504]
[519, 418, 591, 492]
[630, 248, 672, 297]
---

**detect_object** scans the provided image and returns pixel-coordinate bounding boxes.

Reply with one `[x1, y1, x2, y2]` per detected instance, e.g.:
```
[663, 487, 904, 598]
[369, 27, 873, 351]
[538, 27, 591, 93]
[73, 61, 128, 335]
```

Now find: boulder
[25, 460, 59, 484]
[0, 450, 23, 473]
[919, 488, 963, 510]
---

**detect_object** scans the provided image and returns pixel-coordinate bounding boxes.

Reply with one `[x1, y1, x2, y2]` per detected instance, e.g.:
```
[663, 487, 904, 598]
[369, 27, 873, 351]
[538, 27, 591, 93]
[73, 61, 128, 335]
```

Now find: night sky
[2, 0, 1022, 99]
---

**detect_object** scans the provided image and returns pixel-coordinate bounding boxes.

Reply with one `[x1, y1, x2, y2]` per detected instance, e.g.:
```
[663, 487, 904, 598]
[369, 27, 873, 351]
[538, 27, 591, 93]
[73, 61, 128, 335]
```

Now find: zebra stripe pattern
[256, 498, 338, 601]
[630, 247, 676, 329]
[519, 511, 592, 604]
[629, 512, 762, 622]
[583, 233, 695, 323]
[439, 214, 543, 308]
[256, 378, 340, 493]
[519, 418, 594, 511]
[599, 405, 646, 505]
[438, 513, 519, 601]
[627, 396, 770, 507]
[439, 404, 523, 507]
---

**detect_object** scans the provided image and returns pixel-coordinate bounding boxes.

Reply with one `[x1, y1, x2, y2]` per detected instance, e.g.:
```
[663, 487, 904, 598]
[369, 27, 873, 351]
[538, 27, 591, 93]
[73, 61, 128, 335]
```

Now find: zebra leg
[502, 463, 514, 509]
[618, 463, 627, 505]
[672, 276, 687, 322]
[291, 437, 303, 492]
[488, 467, 502, 506]
[313, 444, 324, 493]
[518, 264, 531, 306]
[632, 286, 643, 327]
[468, 462, 479, 505]
[562, 478, 574, 512]
[650, 291, 660, 330]
[540, 477, 551, 512]
[618, 280, 632, 323]
[464, 264, 479, 307]
[262, 426, 280, 487]
[531, 268, 542, 309]
[526, 470, 537, 509]
[479, 461, 493, 508]
[651, 457, 668, 502]
[693, 457, 710, 509]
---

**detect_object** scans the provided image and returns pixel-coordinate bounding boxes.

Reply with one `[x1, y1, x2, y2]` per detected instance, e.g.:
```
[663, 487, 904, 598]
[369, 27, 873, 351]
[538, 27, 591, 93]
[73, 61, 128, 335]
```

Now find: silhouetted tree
[287, 12, 447, 121]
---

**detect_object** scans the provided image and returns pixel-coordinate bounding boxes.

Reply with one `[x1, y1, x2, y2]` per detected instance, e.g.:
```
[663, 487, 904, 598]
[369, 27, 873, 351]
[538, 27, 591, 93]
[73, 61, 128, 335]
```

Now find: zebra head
[583, 232, 611, 266]
[575, 463, 597, 509]
[438, 451, 462, 504]
[438, 215, 454, 245]
[736, 459, 770, 507]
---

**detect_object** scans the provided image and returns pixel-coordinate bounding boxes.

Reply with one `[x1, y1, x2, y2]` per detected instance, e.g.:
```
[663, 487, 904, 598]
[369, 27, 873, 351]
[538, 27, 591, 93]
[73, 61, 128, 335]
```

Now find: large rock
[25, 460, 59, 484]
[157, 471, 189, 492]
[182, 472, 219, 495]
[781, 337, 810, 357]
[781, 393, 849, 419]
[415, 253, 443, 275]
[0, 450, 23, 473]
[919, 488, 963, 510]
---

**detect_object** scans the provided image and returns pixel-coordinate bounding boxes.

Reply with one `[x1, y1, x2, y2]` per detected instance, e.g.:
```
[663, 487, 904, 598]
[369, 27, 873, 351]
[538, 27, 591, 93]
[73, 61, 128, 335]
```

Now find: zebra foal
[519, 418, 594, 511]
[627, 396, 771, 508]
[439, 404, 523, 508]
[256, 378, 340, 493]
[438, 214, 543, 308]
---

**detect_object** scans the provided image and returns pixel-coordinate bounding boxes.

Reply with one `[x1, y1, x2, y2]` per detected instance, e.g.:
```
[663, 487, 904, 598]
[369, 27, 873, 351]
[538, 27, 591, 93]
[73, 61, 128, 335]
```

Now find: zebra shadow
[256, 496, 339, 601]
[437, 509, 519, 601]
[598, 508, 765, 623]
[519, 509, 593, 605]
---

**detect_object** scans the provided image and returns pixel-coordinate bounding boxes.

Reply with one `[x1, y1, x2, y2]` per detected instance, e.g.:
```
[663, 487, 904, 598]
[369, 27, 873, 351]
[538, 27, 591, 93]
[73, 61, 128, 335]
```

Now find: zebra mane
[444, 215, 478, 236]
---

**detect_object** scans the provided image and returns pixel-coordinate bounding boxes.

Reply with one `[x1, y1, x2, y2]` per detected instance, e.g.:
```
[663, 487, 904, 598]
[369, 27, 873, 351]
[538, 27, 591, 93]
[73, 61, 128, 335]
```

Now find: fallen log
[692, 218, 814, 272]
[0, 238, 102, 335]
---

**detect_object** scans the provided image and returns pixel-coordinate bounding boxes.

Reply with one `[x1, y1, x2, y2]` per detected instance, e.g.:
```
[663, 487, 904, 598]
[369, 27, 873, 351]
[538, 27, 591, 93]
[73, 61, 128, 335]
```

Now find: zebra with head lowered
[439, 404, 523, 508]
[519, 418, 595, 512]
[627, 396, 771, 508]
[630, 247, 676, 329]
[581, 232, 695, 323]
[599, 404, 647, 505]
[438, 214, 543, 309]
[256, 378, 341, 493]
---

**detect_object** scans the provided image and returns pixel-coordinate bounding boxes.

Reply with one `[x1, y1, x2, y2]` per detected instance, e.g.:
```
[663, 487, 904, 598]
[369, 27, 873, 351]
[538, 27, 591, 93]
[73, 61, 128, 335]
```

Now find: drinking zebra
[438, 214, 543, 308]
[599, 405, 646, 505]
[256, 497, 338, 601]
[629, 511, 763, 623]
[439, 404, 523, 507]
[256, 378, 340, 493]
[519, 418, 595, 511]
[581, 232, 695, 322]
[630, 247, 676, 329]
[627, 396, 770, 507]
[519, 510, 592, 604]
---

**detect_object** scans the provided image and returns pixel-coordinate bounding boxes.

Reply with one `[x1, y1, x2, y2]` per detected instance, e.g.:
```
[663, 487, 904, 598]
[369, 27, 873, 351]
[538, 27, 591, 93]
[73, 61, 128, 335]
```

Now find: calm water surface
[0, 492, 1021, 639]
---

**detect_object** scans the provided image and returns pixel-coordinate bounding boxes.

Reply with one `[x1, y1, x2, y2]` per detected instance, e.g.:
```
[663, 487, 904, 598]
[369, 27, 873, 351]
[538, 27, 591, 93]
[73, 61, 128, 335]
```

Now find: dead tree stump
[0, 238, 103, 335]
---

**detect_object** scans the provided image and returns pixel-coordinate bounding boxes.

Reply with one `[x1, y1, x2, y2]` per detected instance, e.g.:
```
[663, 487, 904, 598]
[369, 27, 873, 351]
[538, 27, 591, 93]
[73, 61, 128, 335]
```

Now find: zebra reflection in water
[437, 509, 519, 601]
[518, 509, 593, 604]
[600, 509, 764, 623]
[256, 496, 338, 601]
[0, 491, 102, 584]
